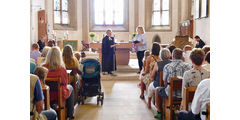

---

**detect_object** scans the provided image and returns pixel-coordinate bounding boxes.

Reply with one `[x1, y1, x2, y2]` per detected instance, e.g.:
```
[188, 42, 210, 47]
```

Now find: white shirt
[183, 51, 192, 66]
[191, 79, 210, 120]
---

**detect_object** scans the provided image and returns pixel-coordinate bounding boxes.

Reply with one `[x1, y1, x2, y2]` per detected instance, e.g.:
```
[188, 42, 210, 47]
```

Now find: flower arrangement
[89, 32, 95, 38]
[89, 32, 96, 43]
[132, 32, 137, 39]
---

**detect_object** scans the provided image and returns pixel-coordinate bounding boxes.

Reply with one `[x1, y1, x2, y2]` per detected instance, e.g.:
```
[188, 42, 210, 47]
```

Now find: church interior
[28, 0, 212, 120]
[3, 0, 240, 119]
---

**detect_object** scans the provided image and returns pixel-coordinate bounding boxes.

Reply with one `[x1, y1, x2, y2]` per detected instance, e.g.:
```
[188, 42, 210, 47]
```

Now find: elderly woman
[43, 46, 75, 119]
[139, 43, 161, 100]
[147, 48, 171, 109]
[41, 46, 51, 57]
[133, 26, 148, 73]
[37, 46, 51, 66]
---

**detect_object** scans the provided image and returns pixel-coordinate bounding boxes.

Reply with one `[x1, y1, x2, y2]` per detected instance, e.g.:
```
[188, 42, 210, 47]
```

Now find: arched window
[145, 0, 171, 31]
[90, 0, 129, 31]
[94, 0, 124, 25]
[152, 0, 170, 26]
[54, 0, 69, 24]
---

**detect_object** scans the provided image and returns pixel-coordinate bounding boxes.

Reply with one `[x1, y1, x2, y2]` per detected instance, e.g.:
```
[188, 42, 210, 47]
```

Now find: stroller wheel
[81, 99, 84, 105]
[101, 99, 103, 106]
[80, 96, 84, 105]
[97, 96, 100, 105]
[101, 92, 104, 99]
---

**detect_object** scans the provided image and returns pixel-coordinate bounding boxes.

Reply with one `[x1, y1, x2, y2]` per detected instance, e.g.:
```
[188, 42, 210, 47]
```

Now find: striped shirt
[163, 59, 191, 96]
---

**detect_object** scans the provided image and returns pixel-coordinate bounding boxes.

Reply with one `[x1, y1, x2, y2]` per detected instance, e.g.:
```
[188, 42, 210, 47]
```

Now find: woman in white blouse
[133, 26, 148, 73]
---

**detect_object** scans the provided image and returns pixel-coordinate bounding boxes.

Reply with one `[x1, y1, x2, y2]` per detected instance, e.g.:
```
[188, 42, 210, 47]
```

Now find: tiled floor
[73, 80, 156, 120]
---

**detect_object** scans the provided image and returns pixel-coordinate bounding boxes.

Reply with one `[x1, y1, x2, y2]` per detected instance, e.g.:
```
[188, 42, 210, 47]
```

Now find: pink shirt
[44, 65, 71, 101]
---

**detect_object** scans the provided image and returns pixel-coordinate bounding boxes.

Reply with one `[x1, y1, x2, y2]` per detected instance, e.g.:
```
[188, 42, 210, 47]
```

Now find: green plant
[132, 32, 137, 39]
[89, 32, 95, 38]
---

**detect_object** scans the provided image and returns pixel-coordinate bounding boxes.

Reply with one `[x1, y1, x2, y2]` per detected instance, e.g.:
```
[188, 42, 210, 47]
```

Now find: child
[74, 52, 81, 62]
[138, 50, 150, 88]
[183, 45, 192, 66]
[80, 52, 86, 63]
[34, 66, 49, 87]
[138, 50, 150, 96]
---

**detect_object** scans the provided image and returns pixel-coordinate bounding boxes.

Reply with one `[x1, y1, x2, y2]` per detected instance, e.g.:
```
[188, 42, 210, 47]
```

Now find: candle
[97, 35, 99, 41]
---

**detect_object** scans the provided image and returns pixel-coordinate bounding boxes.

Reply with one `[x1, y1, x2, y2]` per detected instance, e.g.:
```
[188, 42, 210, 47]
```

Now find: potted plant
[132, 32, 137, 39]
[89, 32, 95, 43]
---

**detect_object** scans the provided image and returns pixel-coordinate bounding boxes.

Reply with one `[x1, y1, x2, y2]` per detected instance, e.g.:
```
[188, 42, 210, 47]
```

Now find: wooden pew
[45, 77, 66, 120]
[203, 103, 210, 120]
[159, 71, 164, 87]
[182, 86, 197, 110]
[164, 77, 182, 120]
[206, 103, 210, 120]
[42, 85, 50, 110]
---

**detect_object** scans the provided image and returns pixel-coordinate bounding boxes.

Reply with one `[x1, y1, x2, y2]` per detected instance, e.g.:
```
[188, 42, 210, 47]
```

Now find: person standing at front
[133, 26, 148, 74]
[102, 29, 118, 75]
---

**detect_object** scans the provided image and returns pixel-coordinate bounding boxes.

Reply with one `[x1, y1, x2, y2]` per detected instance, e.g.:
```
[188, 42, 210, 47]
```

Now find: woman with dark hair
[168, 45, 176, 60]
[62, 45, 82, 89]
[139, 43, 161, 101]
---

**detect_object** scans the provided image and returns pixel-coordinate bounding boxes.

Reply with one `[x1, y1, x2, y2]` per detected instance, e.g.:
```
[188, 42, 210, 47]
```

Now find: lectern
[90, 42, 133, 65]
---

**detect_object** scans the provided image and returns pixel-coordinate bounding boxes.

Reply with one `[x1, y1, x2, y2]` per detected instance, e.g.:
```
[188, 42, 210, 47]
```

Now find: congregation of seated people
[138, 41, 210, 120]
[30, 35, 210, 120]
[30, 39, 88, 120]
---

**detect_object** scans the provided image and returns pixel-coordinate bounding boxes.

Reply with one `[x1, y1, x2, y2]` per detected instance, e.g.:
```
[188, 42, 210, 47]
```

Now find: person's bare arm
[35, 100, 44, 113]
[145, 56, 151, 73]
[182, 56, 185, 62]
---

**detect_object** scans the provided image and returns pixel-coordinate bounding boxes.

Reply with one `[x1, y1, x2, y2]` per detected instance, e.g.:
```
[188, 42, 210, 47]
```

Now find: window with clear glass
[94, 0, 124, 25]
[54, 0, 69, 24]
[152, 0, 170, 26]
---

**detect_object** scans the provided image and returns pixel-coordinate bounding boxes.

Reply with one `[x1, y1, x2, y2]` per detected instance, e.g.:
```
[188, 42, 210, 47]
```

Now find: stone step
[83, 51, 137, 59]
[101, 72, 139, 81]
[116, 65, 139, 72]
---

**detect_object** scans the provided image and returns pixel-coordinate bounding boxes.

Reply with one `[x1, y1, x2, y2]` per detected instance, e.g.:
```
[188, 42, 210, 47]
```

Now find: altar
[89, 42, 133, 65]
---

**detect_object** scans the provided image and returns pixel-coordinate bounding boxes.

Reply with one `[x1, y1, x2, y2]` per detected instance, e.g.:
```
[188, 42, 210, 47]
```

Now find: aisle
[73, 80, 155, 120]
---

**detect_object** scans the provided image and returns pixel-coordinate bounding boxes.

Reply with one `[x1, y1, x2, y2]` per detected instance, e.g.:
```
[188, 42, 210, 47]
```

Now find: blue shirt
[30, 50, 42, 62]
[34, 79, 44, 102]
[30, 62, 36, 74]
[133, 34, 147, 51]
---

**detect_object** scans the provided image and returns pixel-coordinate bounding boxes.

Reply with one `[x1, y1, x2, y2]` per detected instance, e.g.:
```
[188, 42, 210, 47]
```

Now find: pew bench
[45, 77, 66, 120]
[182, 86, 197, 111]
[163, 77, 183, 120]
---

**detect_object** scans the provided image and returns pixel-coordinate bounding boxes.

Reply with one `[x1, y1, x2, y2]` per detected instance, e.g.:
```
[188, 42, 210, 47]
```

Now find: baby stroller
[78, 58, 104, 105]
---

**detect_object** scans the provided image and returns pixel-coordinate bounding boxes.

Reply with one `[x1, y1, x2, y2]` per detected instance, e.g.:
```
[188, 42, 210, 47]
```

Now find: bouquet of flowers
[132, 32, 137, 39]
